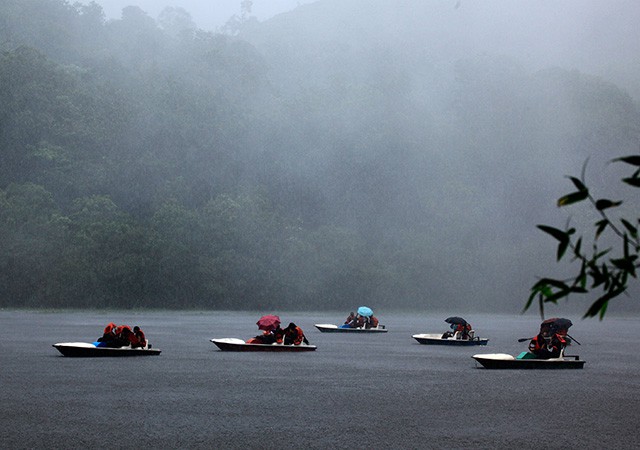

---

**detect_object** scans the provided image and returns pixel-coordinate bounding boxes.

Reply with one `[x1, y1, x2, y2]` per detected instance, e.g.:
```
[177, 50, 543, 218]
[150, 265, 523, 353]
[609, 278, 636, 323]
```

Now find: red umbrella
[256, 315, 281, 331]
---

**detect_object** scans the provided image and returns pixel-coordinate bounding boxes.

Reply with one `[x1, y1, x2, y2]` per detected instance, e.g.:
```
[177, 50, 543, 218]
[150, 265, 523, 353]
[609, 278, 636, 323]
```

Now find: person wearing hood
[528, 321, 567, 359]
[284, 322, 309, 345]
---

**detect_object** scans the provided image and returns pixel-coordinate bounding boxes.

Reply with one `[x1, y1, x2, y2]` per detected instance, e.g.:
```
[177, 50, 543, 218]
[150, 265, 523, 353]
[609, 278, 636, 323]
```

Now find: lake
[1, 310, 639, 449]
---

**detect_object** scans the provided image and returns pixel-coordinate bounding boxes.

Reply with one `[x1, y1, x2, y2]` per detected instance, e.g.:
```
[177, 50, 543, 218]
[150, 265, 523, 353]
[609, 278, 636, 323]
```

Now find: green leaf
[537, 225, 568, 242]
[535, 278, 569, 290]
[622, 177, 640, 188]
[595, 199, 622, 210]
[595, 220, 608, 239]
[583, 287, 625, 319]
[524, 290, 538, 312]
[557, 190, 589, 206]
[611, 256, 637, 277]
[568, 176, 587, 191]
[557, 239, 570, 261]
[573, 237, 582, 258]
[613, 155, 640, 166]
[621, 219, 638, 238]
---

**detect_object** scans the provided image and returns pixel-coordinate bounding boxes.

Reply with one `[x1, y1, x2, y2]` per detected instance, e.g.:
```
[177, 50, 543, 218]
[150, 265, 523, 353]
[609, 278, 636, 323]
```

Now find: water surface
[1, 311, 638, 449]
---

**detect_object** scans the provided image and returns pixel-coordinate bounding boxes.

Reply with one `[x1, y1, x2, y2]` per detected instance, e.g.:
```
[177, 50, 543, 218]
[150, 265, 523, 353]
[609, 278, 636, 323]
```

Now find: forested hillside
[1, 0, 638, 311]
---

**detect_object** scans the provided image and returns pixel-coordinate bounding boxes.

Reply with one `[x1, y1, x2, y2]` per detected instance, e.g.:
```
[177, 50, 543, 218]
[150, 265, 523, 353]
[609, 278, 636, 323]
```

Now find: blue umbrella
[357, 306, 373, 317]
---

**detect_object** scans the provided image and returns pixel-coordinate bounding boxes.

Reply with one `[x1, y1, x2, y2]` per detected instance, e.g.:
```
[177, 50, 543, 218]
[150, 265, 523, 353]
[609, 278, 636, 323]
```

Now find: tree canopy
[0, 1, 638, 313]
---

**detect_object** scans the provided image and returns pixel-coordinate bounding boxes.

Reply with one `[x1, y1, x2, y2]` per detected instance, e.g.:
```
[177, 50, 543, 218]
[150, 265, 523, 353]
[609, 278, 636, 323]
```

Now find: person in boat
[115, 325, 135, 347]
[441, 322, 472, 339]
[364, 315, 379, 329]
[130, 326, 147, 348]
[283, 322, 310, 345]
[97, 322, 124, 347]
[247, 324, 284, 344]
[528, 322, 567, 359]
[344, 312, 356, 326]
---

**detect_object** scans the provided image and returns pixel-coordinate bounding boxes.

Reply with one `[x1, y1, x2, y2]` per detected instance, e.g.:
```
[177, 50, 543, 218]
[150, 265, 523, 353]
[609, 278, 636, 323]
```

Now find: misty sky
[78, 0, 315, 30]
[76, 0, 640, 100]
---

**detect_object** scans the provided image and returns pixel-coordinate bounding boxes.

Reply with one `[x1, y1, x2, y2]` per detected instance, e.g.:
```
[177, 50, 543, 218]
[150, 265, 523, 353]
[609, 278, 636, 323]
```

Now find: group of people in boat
[341, 311, 380, 329]
[247, 322, 310, 346]
[441, 317, 474, 340]
[527, 318, 572, 359]
[97, 322, 147, 348]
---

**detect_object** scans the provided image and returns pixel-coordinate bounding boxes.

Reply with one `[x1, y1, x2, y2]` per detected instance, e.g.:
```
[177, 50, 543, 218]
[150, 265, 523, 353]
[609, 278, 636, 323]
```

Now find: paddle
[518, 334, 581, 345]
[566, 334, 581, 345]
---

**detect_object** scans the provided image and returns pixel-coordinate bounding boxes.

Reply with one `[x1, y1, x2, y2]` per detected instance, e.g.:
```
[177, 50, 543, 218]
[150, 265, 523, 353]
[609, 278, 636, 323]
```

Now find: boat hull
[210, 338, 317, 352]
[472, 353, 585, 369]
[412, 333, 488, 346]
[314, 324, 388, 333]
[53, 342, 161, 357]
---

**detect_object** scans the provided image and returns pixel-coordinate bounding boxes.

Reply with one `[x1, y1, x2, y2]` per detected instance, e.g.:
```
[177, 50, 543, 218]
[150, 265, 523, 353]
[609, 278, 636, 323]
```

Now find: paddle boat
[53, 342, 161, 357]
[412, 316, 486, 345]
[472, 352, 585, 369]
[210, 338, 317, 352]
[412, 333, 488, 346]
[314, 323, 388, 333]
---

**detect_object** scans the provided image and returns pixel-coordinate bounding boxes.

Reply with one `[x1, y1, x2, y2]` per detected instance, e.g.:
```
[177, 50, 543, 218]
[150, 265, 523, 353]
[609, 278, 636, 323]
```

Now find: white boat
[53, 342, 161, 357]
[412, 333, 488, 346]
[472, 353, 585, 369]
[210, 338, 317, 352]
[314, 323, 388, 333]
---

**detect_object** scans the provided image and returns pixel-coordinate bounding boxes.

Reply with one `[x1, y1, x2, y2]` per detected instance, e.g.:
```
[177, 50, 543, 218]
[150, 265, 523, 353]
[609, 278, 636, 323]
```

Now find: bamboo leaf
[583, 287, 624, 319]
[568, 176, 587, 191]
[613, 155, 640, 166]
[557, 239, 570, 261]
[537, 225, 568, 242]
[595, 199, 622, 210]
[621, 219, 638, 238]
[557, 190, 589, 206]
[595, 220, 608, 239]
[573, 237, 582, 258]
[612, 257, 637, 277]
[524, 290, 538, 312]
[622, 177, 640, 188]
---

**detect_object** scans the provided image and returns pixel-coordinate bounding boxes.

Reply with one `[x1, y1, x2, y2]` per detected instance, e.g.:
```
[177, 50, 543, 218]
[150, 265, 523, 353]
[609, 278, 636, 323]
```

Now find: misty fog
[0, 0, 638, 316]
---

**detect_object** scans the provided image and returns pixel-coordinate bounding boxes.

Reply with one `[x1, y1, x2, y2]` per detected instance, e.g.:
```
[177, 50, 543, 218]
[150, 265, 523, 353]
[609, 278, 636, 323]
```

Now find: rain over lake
[2, 310, 639, 449]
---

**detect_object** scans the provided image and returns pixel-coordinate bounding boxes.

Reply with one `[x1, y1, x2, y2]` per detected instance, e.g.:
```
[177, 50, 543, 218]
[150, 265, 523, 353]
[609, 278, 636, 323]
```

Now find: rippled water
[1, 310, 639, 449]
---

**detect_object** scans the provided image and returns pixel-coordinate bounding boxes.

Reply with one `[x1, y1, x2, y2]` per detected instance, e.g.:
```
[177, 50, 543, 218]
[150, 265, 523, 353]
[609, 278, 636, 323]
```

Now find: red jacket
[103, 322, 117, 335]
[284, 326, 306, 345]
[130, 329, 146, 348]
[529, 333, 566, 359]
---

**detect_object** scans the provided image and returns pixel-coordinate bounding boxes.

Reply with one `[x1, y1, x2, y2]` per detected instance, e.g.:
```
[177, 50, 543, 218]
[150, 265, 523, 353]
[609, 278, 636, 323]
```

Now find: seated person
[342, 312, 356, 327]
[364, 315, 379, 329]
[352, 314, 365, 328]
[247, 325, 284, 344]
[283, 322, 310, 345]
[130, 326, 147, 348]
[528, 323, 566, 359]
[97, 322, 128, 347]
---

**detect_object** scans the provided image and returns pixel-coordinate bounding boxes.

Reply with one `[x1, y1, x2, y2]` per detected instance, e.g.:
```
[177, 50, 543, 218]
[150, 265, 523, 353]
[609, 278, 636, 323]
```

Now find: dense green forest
[1, 0, 638, 311]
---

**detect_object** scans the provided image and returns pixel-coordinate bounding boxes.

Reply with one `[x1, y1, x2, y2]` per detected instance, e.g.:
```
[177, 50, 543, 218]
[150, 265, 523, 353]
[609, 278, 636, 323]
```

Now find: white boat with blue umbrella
[315, 306, 387, 332]
[314, 324, 388, 333]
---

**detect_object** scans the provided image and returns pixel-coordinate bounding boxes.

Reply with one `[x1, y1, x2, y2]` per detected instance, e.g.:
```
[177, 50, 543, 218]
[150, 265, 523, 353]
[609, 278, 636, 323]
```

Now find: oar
[518, 335, 581, 345]
[566, 334, 581, 345]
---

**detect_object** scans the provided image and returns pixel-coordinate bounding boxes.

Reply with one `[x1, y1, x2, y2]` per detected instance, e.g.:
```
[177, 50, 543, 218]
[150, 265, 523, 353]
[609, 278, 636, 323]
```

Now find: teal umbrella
[357, 306, 373, 317]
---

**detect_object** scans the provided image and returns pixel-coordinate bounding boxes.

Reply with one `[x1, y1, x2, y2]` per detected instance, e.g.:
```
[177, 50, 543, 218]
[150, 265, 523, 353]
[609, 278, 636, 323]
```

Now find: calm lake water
[1, 310, 639, 449]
